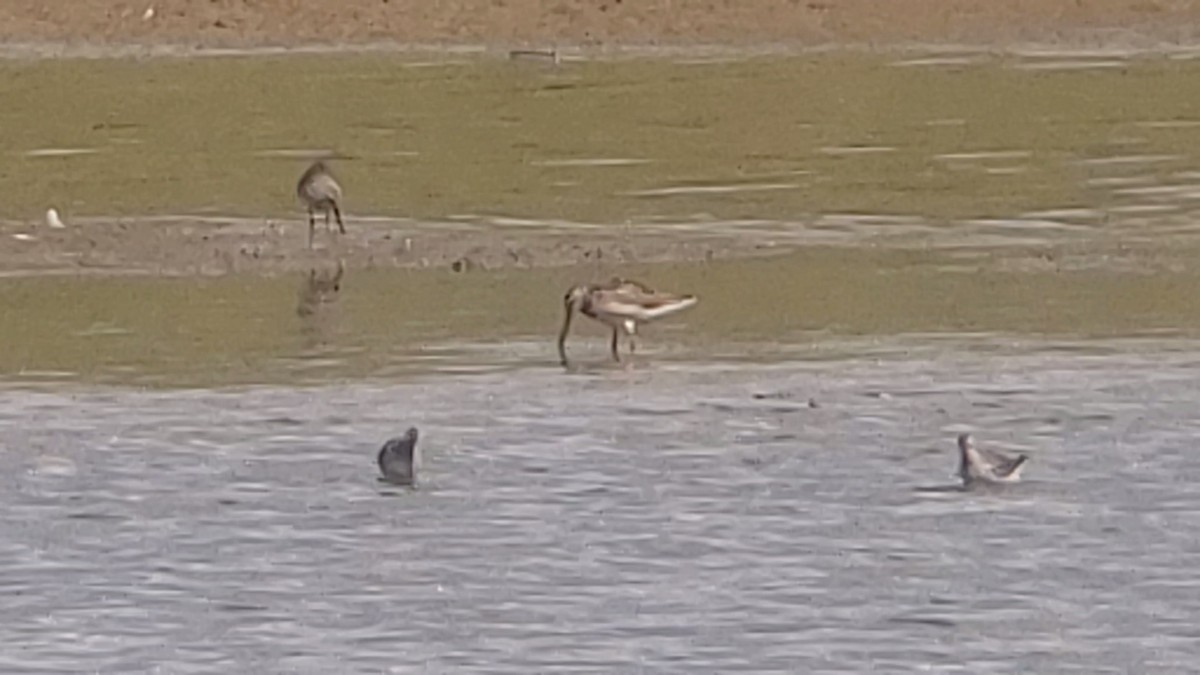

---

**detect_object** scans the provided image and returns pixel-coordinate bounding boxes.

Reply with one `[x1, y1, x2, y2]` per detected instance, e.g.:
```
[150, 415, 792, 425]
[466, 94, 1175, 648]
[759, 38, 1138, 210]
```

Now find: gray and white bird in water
[296, 160, 345, 248]
[956, 433, 1028, 486]
[378, 427, 421, 486]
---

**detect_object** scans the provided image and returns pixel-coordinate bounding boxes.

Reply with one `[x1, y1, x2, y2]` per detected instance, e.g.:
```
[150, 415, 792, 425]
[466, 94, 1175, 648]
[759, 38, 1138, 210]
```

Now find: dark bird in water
[297, 160, 345, 248]
[378, 427, 421, 485]
[557, 277, 698, 365]
[956, 433, 1028, 486]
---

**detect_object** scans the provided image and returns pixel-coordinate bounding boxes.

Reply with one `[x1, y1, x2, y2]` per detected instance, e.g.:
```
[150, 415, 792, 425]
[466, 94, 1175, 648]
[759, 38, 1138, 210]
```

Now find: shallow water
[4, 49, 1200, 671]
[4, 50, 1200, 251]
[7, 244, 1200, 387]
[3, 343, 1200, 672]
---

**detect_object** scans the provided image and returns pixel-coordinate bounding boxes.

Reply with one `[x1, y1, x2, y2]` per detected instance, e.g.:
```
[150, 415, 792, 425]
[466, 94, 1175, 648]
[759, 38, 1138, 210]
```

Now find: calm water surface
[3, 340, 1200, 672]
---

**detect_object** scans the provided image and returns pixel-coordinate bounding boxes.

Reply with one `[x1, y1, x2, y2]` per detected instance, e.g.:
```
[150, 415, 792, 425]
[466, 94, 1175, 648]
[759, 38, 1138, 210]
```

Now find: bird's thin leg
[325, 208, 332, 232]
[610, 328, 621, 362]
[307, 208, 316, 249]
[332, 202, 346, 234]
[629, 335, 637, 355]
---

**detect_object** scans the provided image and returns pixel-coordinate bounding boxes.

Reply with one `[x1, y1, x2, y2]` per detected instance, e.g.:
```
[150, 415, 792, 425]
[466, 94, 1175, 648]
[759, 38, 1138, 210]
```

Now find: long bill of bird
[557, 286, 587, 365]
[957, 434, 973, 482]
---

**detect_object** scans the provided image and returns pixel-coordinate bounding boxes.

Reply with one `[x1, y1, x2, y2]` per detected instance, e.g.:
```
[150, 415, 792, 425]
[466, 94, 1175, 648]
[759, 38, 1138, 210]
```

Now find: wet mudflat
[0, 49, 1197, 224]
[3, 51, 1200, 276]
[3, 344, 1200, 672]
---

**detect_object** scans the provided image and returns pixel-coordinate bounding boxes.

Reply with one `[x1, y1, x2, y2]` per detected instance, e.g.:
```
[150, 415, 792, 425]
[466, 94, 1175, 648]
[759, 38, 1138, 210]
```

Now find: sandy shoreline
[2, 1, 1200, 57]
[0, 216, 790, 278]
[4, 36, 1200, 64]
[4, 40, 1200, 63]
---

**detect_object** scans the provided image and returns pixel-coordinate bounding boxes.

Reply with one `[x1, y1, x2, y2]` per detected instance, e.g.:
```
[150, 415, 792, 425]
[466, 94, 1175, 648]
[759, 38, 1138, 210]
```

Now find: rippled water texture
[4, 347, 1200, 672]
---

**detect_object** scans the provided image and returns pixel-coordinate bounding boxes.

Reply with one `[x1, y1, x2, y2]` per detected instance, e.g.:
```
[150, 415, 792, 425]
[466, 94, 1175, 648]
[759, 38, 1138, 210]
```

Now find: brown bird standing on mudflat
[297, 160, 345, 248]
[557, 277, 698, 365]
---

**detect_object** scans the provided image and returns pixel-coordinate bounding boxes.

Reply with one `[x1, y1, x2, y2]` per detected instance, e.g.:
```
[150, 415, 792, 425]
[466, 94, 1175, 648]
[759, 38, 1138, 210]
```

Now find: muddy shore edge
[1, 0, 1199, 55]
[0, 217, 794, 279]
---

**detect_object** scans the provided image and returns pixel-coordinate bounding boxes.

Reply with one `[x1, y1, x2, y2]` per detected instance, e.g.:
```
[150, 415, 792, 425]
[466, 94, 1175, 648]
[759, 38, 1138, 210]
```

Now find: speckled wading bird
[957, 433, 1028, 486]
[378, 427, 420, 486]
[557, 278, 698, 365]
[296, 160, 345, 248]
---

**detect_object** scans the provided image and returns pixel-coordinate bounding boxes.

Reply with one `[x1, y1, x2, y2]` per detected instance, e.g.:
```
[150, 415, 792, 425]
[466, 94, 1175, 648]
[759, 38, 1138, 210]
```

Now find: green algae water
[3, 51, 1200, 386]
[1, 52, 1199, 223]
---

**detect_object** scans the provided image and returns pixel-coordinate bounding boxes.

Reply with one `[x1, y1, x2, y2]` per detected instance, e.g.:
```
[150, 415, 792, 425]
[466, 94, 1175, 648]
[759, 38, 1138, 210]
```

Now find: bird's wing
[977, 446, 1027, 476]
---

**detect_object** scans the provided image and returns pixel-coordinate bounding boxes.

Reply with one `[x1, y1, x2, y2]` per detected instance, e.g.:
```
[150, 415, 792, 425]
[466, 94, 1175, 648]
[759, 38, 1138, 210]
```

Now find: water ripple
[2, 343, 1199, 670]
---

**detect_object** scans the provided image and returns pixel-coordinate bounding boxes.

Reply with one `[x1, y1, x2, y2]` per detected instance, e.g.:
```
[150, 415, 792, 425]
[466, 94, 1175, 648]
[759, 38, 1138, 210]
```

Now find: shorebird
[296, 160, 345, 248]
[956, 433, 1028, 486]
[378, 427, 420, 486]
[557, 277, 698, 365]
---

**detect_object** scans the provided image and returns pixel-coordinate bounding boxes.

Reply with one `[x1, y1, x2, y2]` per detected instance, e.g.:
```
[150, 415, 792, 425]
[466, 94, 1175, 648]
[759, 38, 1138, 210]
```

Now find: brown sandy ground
[0, 217, 785, 278]
[0, 0, 1198, 52]
[4, 215, 1187, 280]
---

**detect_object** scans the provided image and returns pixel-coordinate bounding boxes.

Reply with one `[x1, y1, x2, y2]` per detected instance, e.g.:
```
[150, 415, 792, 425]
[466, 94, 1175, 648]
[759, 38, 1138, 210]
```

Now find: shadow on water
[913, 484, 967, 494]
[296, 260, 345, 319]
[296, 260, 345, 349]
